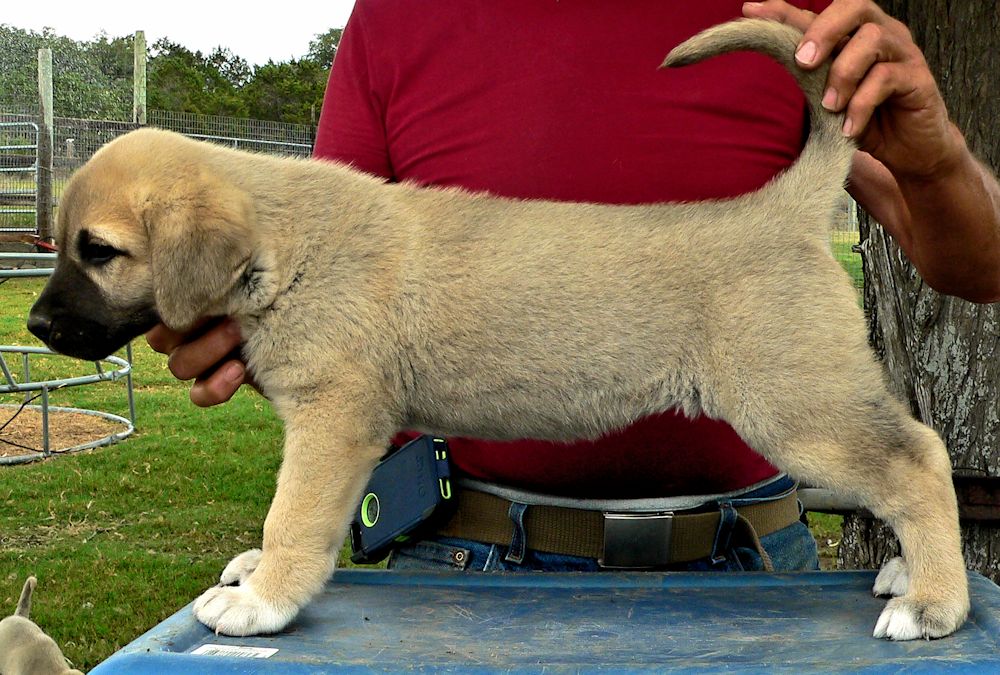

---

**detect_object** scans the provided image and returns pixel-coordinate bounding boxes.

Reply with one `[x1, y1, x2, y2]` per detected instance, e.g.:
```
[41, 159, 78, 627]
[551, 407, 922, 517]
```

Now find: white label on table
[190, 644, 279, 658]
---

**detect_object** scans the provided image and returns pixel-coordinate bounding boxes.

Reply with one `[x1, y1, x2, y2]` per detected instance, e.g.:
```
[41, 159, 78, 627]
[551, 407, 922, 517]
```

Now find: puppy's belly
[406, 377, 703, 442]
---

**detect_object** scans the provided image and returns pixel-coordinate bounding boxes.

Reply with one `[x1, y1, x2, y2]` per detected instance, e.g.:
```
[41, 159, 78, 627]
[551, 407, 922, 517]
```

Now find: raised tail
[16, 576, 36, 618]
[662, 19, 855, 216]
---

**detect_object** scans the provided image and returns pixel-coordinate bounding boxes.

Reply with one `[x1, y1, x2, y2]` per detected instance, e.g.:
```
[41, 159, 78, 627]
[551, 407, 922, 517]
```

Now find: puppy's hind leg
[735, 377, 968, 640]
[862, 417, 968, 640]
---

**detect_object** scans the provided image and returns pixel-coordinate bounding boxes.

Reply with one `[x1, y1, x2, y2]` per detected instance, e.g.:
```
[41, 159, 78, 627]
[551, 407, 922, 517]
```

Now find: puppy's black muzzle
[28, 261, 159, 361]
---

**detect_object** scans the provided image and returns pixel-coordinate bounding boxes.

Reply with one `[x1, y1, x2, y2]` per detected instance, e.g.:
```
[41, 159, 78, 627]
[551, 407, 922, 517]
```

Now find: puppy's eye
[80, 240, 123, 266]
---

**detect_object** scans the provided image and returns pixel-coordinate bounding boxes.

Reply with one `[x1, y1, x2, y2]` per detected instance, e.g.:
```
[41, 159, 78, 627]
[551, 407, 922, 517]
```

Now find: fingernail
[223, 362, 244, 383]
[822, 88, 838, 111]
[796, 41, 818, 65]
[842, 117, 854, 137]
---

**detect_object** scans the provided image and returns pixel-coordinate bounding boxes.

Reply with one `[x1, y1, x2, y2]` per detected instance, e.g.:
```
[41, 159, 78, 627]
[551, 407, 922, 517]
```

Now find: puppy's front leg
[194, 403, 385, 636]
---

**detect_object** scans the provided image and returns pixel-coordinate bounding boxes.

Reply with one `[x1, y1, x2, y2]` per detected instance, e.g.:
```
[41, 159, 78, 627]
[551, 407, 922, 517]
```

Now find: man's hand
[744, 0, 1000, 302]
[742, 0, 963, 180]
[146, 318, 250, 407]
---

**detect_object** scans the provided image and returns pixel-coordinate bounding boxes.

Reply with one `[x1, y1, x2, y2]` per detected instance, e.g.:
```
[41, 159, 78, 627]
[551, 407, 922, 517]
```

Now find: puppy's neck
[228, 248, 283, 316]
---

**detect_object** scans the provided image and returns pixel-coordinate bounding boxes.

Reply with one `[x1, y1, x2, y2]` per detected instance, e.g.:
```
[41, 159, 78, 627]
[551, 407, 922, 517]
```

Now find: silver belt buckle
[598, 512, 674, 569]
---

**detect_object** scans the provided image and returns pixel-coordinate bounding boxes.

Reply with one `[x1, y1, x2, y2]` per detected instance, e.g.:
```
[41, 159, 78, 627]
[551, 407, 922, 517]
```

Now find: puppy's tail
[16, 576, 36, 618]
[662, 19, 855, 221]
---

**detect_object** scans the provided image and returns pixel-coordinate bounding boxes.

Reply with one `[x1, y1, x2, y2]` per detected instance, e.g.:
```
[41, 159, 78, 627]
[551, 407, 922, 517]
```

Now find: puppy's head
[28, 128, 257, 361]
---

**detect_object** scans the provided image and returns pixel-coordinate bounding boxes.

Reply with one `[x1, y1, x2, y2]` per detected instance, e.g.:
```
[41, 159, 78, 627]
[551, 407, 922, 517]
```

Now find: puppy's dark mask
[27, 261, 159, 361]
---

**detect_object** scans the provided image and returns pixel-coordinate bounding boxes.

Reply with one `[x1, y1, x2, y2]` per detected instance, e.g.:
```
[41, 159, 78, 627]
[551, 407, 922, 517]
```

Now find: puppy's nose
[27, 312, 52, 343]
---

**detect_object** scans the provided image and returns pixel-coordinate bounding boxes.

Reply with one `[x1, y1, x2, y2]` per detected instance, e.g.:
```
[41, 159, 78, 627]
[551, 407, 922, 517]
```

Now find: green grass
[809, 512, 844, 571]
[831, 229, 863, 294]
[0, 238, 860, 669]
[1, 279, 284, 669]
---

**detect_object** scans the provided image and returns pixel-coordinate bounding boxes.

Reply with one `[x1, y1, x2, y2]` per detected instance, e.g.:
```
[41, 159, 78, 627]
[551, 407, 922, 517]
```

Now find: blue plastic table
[92, 570, 1000, 673]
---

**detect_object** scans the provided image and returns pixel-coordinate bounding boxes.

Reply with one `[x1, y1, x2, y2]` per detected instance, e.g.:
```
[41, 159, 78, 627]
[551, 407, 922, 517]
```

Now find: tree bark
[841, 1, 1000, 583]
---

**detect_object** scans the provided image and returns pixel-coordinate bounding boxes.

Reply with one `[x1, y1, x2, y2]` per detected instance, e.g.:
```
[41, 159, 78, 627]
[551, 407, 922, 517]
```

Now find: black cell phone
[349, 435, 454, 564]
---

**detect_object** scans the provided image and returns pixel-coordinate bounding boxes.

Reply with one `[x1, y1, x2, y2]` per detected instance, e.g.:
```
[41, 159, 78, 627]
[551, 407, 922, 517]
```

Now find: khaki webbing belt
[433, 488, 800, 568]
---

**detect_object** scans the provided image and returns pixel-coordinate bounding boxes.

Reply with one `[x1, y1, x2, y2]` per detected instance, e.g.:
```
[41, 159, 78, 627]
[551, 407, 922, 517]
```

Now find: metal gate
[0, 121, 40, 234]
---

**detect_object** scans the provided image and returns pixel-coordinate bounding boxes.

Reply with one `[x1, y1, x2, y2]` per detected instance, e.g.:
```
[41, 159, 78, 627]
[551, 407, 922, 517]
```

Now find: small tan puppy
[27, 19, 968, 640]
[0, 578, 83, 675]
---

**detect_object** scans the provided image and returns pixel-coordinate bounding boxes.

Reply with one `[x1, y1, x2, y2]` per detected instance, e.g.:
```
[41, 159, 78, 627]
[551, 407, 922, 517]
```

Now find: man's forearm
[849, 128, 1000, 304]
[896, 127, 1000, 303]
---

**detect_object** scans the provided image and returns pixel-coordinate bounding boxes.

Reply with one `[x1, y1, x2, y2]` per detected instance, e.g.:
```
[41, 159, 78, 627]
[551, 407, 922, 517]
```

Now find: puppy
[0, 577, 83, 675]
[28, 19, 968, 640]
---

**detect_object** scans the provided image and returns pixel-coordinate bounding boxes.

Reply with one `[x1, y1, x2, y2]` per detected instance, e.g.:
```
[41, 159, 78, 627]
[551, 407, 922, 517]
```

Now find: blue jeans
[388, 521, 818, 572]
[387, 481, 820, 573]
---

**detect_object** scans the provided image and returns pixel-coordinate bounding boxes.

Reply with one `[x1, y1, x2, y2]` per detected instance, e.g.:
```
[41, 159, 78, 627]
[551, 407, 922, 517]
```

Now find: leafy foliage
[147, 39, 249, 117]
[242, 57, 329, 126]
[0, 23, 341, 124]
[308, 27, 343, 69]
[0, 25, 134, 118]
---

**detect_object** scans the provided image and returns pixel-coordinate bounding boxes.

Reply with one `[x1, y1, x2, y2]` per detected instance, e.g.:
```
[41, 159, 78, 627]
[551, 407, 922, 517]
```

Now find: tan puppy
[0, 578, 83, 675]
[27, 19, 968, 640]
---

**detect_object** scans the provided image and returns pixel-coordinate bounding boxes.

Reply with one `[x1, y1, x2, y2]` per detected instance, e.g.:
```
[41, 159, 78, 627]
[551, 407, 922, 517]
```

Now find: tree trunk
[841, 1, 1000, 582]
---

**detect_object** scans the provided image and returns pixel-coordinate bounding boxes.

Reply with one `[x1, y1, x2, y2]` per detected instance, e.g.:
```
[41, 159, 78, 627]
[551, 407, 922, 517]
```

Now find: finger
[190, 359, 246, 408]
[145, 317, 216, 355]
[842, 61, 905, 139]
[742, 0, 816, 31]
[145, 323, 184, 355]
[795, 0, 890, 68]
[166, 319, 243, 381]
[822, 22, 899, 112]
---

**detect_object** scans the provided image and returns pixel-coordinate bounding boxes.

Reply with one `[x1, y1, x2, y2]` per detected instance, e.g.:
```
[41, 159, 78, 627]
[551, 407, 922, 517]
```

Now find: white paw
[873, 596, 967, 641]
[219, 548, 263, 587]
[873, 556, 909, 598]
[873, 598, 924, 640]
[193, 583, 296, 636]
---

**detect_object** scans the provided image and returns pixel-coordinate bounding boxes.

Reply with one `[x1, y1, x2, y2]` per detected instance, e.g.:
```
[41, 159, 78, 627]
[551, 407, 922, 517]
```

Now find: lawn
[1, 278, 285, 668]
[0, 238, 856, 668]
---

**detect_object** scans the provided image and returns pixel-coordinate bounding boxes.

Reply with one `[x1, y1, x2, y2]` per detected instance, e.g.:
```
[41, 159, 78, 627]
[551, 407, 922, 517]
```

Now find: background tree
[241, 57, 329, 126]
[147, 38, 248, 117]
[0, 25, 131, 119]
[842, 1, 1000, 582]
[85, 32, 133, 82]
[307, 28, 343, 69]
[208, 47, 252, 89]
[2, 25, 341, 125]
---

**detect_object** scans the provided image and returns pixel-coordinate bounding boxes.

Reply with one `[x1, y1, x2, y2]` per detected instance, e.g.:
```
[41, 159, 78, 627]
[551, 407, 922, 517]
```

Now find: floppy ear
[144, 171, 257, 330]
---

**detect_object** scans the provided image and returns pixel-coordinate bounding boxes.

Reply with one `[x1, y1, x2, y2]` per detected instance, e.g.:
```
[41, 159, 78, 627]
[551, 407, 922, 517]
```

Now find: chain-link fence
[148, 110, 314, 156]
[0, 111, 315, 234]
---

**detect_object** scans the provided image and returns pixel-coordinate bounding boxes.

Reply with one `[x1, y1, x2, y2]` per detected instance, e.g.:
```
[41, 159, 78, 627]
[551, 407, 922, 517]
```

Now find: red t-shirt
[315, 0, 833, 498]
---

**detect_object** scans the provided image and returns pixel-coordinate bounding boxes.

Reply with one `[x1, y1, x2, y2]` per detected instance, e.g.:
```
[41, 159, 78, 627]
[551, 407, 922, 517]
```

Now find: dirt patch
[0, 406, 125, 459]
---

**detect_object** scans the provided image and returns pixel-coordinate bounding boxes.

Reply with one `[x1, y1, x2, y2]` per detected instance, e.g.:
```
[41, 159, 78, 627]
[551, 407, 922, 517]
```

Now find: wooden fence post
[36, 47, 53, 242]
[133, 30, 147, 126]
